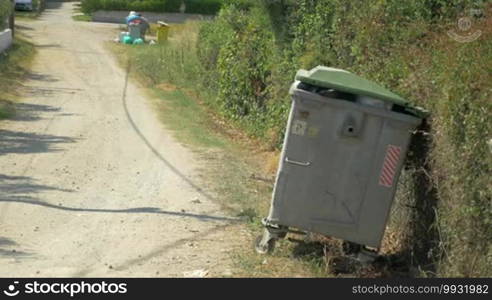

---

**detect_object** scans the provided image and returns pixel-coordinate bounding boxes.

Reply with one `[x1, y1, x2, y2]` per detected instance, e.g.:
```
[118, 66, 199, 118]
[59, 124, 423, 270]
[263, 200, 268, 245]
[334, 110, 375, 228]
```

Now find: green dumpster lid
[296, 66, 408, 106]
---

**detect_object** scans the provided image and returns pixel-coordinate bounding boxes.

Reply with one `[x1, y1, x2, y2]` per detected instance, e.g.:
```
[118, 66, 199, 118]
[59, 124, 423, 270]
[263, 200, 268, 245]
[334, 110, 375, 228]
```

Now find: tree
[9, 0, 14, 37]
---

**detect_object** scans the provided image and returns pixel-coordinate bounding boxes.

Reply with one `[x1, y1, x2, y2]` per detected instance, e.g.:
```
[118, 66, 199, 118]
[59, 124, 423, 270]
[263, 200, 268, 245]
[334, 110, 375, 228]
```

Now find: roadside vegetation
[1, 1, 36, 120]
[0, 0, 11, 28]
[72, 2, 92, 21]
[72, 13, 92, 22]
[0, 37, 36, 120]
[112, 0, 491, 277]
[81, 0, 223, 15]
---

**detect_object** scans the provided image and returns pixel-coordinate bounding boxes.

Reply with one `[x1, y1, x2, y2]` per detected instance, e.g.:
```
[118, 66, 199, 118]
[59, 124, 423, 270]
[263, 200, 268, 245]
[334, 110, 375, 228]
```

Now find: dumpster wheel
[255, 220, 290, 254]
[254, 235, 276, 255]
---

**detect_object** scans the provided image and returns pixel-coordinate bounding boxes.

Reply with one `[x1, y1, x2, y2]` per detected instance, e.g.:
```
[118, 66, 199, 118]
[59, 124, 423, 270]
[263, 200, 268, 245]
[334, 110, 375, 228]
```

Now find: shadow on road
[33, 44, 62, 49]
[26, 71, 59, 82]
[0, 237, 33, 259]
[0, 129, 77, 155]
[7, 102, 62, 122]
[0, 174, 240, 223]
[0, 237, 17, 247]
[15, 24, 34, 31]
[22, 85, 84, 98]
[0, 197, 239, 223]
[121, 61, 223, 207]
[0, 174, 74, 194]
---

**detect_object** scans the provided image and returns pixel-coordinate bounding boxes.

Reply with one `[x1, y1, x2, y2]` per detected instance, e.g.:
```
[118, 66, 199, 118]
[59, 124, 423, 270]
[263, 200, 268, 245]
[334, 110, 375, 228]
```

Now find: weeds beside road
[80, 0, 223, 15]
[0, 37, 35, 120]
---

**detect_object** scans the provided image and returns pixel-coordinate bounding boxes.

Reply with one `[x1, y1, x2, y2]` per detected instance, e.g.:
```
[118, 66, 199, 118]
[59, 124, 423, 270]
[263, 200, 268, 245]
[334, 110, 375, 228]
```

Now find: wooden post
[9, 0, 14, 38]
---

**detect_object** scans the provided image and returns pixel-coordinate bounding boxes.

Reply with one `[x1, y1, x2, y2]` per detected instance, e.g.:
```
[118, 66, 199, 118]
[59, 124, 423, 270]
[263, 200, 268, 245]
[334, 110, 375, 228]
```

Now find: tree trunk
[9, 0, 14, 38]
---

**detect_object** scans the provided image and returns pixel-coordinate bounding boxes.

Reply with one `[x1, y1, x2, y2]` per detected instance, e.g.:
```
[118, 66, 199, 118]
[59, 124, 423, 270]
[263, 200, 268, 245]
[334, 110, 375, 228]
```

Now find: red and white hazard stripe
[379, 145, 402, 188]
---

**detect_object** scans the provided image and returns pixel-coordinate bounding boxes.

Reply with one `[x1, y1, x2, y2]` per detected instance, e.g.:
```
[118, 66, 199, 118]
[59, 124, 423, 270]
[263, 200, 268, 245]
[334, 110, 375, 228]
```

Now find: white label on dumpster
[292, 120, 307, 136]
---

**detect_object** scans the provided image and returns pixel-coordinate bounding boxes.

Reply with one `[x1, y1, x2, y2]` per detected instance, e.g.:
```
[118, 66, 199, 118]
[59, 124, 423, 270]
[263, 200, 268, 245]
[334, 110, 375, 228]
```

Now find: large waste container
[256, 66, 426, 257]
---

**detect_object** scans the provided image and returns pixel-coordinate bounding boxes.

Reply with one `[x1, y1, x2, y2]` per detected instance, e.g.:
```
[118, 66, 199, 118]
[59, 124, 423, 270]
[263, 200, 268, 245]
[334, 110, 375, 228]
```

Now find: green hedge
[81, 0, 223, 14]
[186, 0, 222, 15]
[0, 0, 12, 30]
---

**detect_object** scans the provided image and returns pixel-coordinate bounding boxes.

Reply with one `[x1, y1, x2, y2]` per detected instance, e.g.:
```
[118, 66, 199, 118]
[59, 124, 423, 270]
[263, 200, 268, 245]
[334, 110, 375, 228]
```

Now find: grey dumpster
[256, 66, 426, 256]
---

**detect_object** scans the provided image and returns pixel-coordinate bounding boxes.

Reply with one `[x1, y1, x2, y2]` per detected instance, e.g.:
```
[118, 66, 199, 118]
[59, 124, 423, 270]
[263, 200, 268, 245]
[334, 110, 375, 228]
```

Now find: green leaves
[0, 0, 12, 30]
[80, 0, 223, 14]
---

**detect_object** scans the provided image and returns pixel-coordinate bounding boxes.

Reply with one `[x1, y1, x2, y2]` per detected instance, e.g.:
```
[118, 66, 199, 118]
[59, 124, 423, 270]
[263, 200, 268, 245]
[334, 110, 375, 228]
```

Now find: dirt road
[0, 2, 243, 277]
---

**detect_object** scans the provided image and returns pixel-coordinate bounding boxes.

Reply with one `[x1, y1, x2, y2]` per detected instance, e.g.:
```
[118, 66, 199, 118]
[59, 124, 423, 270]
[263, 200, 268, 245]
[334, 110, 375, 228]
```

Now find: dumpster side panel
[269, 94, 377, 235]
[355, 118, 416, 247]
[267, 100, 297, 223]
[267, 87, 421, 248]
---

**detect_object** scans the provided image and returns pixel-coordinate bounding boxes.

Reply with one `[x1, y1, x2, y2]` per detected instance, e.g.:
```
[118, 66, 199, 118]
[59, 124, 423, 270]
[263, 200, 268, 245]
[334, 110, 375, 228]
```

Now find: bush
[215, 6, 274, 120]
[0, 0, 12, 30]
[81, 0, 223, 14]
[186, 0, 223, 15]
